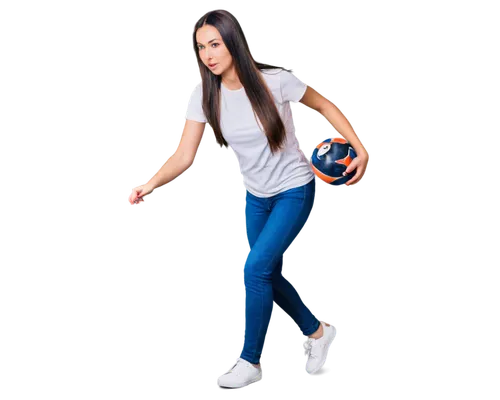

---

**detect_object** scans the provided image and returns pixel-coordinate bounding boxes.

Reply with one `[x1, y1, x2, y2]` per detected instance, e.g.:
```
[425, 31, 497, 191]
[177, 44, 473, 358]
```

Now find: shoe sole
[218, 372, 262, 388]
[216, 378, 264, 392]
[307, 325, 336, 374]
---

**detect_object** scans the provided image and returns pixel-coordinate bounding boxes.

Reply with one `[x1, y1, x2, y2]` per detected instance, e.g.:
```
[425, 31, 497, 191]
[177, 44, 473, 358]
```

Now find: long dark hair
[191, 9, 295, 155]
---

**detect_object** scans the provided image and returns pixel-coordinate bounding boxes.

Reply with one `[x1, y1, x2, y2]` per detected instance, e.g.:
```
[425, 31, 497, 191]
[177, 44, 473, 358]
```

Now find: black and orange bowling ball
[310, 138, 357, 185]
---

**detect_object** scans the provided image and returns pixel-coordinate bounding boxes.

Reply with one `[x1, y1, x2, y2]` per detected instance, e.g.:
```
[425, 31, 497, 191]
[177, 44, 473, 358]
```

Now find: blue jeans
[240, 177, 320, 364]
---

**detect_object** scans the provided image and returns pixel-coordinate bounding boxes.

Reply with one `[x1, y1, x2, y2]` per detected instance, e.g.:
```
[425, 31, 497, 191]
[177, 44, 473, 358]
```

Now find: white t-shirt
[185, 68, 315, 198]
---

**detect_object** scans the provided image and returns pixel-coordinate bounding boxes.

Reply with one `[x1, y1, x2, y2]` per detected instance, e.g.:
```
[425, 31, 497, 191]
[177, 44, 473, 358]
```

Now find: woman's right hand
[129, 184, 154, 205]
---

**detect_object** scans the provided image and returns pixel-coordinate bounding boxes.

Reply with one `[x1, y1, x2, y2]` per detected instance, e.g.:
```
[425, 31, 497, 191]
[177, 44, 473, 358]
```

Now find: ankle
[308, 323, 323, 339]
[307, 321, 330, 339]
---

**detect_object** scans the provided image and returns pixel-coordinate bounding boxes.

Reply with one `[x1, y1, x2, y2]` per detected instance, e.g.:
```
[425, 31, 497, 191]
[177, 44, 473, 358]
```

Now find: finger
[346, 172, 360, 186]
[344, 160, 359, 175]
[347, 173, 359, 183]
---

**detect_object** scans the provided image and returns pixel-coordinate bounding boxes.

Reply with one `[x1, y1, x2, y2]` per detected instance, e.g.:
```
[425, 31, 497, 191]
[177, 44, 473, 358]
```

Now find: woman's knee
[244, 251, 275, 282]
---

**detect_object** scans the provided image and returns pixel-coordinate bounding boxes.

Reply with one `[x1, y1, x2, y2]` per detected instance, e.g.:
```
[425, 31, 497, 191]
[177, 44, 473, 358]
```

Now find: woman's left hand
[343, 151, 369, 186]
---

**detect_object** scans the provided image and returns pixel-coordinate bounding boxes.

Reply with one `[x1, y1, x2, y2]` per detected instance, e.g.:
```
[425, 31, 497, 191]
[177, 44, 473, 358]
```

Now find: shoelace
[303, 338, 319, 359]
[226, 358, 241, 374]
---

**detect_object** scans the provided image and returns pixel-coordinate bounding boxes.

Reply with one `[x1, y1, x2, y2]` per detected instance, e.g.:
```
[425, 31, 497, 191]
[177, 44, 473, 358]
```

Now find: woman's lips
[209, 63, 218, 69]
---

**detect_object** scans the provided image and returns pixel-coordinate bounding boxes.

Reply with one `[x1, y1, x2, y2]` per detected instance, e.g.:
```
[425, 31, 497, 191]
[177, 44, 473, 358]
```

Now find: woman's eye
[198, 43, 219, 50]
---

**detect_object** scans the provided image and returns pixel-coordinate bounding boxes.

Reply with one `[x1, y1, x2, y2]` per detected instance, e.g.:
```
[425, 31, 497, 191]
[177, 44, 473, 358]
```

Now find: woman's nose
[203, 48, 214, 58]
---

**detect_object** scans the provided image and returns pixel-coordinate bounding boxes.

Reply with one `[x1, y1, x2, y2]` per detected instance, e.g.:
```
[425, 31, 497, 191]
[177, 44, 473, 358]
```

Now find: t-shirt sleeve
[185, 82, 207, 123]
[279, 69, 307, 103]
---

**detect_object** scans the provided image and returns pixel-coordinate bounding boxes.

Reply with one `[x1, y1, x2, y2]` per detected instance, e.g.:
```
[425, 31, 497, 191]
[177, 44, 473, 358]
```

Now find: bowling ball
[309, 135, 356, 188]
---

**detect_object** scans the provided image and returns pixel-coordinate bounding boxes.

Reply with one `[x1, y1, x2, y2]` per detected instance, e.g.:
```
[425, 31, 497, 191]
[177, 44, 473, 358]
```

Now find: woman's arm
[299, 86, 369, 158]
[300, 86, 369, 185]
[147, 119, 205, 190]
[147, 152, 192, 190]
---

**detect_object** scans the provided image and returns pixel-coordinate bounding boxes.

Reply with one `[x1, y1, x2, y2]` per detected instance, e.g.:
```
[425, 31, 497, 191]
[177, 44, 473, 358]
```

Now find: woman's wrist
[355, 146, 368, 159]
[142, 181, 156, 195]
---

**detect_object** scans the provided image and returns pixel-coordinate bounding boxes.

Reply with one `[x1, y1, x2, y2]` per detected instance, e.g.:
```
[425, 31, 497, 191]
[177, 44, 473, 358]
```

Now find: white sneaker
[303, 321, 336, 374]
[217, 357, 262, 388]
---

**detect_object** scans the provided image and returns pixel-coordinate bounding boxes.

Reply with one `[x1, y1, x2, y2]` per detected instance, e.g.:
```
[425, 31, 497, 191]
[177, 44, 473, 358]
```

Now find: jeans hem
[303, 319, 321, 336]
[240, 354, 259, 365]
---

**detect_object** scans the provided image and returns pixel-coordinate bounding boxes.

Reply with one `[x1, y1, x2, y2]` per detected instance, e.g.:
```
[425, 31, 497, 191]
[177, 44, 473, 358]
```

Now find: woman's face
[196, 25, 233, 76]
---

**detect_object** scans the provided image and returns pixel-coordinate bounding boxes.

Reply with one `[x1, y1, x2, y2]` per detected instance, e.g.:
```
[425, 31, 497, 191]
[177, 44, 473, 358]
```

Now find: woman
[129, 10, 369, 388]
